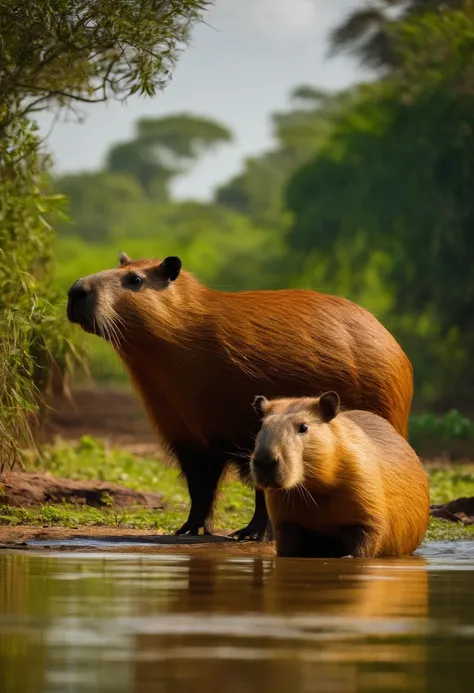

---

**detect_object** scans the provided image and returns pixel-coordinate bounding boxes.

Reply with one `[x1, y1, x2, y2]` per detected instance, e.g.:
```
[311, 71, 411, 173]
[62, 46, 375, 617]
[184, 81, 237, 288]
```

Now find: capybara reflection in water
[251, 392, 429, 557]
[67, 252, 413, 540]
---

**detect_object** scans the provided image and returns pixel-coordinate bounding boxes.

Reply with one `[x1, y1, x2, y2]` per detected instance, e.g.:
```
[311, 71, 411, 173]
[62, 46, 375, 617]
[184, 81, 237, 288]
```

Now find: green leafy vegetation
[10, 435, 254, 531]
[409, 410, 474, 459]
[0, 117, 82, 472]
[286, 4, 474, 409]
[0, 1, 211, 465]
[328, 0, 465, 69]
[426, 518, 474, 542]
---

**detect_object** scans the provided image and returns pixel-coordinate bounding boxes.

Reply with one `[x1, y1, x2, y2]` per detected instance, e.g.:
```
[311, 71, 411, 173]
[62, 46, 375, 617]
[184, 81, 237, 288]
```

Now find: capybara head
[66, 252, 182, 341]
[250, 391, 341, 489]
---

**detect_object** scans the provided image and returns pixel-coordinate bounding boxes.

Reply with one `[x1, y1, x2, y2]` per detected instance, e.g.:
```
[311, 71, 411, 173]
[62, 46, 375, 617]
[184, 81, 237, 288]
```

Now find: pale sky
[36, 0, 367, 200]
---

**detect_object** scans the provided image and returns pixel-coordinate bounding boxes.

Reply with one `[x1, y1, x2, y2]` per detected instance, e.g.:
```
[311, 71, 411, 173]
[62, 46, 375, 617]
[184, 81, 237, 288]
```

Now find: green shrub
[410, 410, 474, 443]
[0, 117, 83, 472]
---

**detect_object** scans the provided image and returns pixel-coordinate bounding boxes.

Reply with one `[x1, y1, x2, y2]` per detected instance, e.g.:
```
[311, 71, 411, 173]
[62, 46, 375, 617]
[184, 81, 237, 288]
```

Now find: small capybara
[251, 392, 429, 557]
[67, 252, 413, 540]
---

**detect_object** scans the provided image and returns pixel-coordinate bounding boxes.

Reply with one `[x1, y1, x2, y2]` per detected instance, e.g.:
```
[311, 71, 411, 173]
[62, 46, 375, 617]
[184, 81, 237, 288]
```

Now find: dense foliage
[287, 5, 474, 407]
[328, 0, 464, 69]
[0, 117, 73, 469]
[0, 0, 210, 467]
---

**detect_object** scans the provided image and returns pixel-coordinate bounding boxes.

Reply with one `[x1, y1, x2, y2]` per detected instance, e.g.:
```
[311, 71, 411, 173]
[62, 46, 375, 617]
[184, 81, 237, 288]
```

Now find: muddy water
[0, 541, 473, 693]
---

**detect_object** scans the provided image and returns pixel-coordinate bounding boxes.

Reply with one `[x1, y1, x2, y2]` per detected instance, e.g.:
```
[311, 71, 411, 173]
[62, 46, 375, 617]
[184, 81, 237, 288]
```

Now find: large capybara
[67, 252, 413, 540]
[250, 391, 429, 557]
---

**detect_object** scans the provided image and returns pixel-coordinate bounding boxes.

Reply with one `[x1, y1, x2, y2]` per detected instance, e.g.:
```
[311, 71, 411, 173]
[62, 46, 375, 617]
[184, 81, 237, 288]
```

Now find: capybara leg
[175, 452, 227, 536]
[342, 524, 380, 558]
[275, 523, 346, 558]
[231, 489, 271, 542]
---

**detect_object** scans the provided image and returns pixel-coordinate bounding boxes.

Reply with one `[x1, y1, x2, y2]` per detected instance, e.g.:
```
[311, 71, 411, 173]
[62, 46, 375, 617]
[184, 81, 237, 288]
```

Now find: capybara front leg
[342, 524, 381, 558]
[175, 452, 227, 536]
[231, 489, 272, 542]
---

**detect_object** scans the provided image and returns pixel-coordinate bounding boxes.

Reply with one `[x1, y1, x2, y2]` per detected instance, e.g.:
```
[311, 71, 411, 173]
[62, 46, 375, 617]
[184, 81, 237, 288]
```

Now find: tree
[0, 0, 211, 122]
[288, 6, 474, 407]
[215, 87, 348, 228]
[328, 0, 463, 69]
[0, 0, 211, 466]
[55, 172, 145, 241]
[106, 114, 232, 198]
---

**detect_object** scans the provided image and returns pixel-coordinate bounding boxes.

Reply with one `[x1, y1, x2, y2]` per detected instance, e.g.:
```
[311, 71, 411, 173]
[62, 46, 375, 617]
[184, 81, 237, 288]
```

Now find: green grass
[1, 435, 474, 541]
[0, 436, 254, 531]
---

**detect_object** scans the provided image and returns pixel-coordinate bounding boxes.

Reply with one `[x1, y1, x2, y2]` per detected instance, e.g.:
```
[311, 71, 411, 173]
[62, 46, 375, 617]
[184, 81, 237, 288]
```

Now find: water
[1, 540, 474, 693]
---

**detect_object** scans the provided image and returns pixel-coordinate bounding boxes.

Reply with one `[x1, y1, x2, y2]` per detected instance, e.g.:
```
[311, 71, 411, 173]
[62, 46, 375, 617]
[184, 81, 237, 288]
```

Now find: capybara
[67, 252, 413, 540]
[251, 392, 429, 557]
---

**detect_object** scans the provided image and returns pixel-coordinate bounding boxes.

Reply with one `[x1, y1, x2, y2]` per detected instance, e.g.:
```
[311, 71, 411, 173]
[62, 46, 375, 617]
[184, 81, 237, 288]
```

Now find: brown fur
[67, 254, 413, 539]
[251, 394, 429, 558]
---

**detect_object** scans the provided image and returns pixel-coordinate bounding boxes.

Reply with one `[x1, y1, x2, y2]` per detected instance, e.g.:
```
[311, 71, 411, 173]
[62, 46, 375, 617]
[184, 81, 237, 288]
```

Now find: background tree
[328, 0, 463, 69]
[215, 87, 348, 229]
[0, 0, 210, 121]
[288, 5, 474, 407]
[106, 114, 232, 198]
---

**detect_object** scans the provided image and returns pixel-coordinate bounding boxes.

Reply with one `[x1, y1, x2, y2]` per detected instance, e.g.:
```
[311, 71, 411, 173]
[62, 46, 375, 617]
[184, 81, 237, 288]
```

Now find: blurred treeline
[53, 2, 474, 411]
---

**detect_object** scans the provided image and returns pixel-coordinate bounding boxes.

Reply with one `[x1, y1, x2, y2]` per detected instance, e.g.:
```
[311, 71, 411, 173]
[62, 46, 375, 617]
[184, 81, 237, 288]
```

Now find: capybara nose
[67, 280, 91, 324]
[253, 452, 279, 470]
[68, 280, 89, 302]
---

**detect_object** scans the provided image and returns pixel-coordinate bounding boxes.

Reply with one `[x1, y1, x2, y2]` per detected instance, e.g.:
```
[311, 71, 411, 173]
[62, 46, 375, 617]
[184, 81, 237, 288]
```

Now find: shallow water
[1, 540, 474, 693]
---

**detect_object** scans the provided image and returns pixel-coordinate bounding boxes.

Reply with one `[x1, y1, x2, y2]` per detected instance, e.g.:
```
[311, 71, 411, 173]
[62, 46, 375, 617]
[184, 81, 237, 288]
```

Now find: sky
[36, 0, 367, 200]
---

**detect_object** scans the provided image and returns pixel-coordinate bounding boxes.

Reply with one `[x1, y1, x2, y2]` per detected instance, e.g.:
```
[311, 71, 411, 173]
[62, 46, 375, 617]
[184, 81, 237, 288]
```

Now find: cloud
[233, 0, 321, 38]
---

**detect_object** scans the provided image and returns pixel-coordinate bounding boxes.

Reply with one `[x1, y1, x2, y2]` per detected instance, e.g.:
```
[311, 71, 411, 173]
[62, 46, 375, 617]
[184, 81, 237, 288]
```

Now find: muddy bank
[0, 526, 276, 556]
[0, 471, 164, 509]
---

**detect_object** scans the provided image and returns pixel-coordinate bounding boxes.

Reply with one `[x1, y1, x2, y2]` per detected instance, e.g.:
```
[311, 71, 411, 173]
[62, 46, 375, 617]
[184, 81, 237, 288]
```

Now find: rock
[0, 471, 163, 509]
[430, 497, 474, 525]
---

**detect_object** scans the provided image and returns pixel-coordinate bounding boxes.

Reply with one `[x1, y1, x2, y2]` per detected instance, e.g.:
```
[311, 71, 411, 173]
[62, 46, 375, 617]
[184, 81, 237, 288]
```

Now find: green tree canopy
[328, 0, 464, 69]
[287, 6, 474, 406]
[55, 172, 146, 241]
[106, 114, 233, 197]
[215, 86, 349, 228]
[0, 0, 210, 121]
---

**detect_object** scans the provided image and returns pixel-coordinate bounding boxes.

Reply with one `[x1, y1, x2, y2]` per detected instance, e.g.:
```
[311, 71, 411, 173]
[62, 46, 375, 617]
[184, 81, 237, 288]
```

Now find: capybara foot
[175, 520, 212, 536]
[230, 518, 270, 542]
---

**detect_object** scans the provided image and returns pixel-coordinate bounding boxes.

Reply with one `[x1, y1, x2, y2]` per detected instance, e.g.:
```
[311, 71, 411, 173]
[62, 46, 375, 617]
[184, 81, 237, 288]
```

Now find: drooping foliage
[0, 0, 210, 467]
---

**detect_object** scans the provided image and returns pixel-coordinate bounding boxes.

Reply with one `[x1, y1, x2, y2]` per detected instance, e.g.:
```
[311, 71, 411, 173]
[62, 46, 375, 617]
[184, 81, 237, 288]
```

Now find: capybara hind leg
[176, 451, 227, 536]
[275, 523, 346, 558]
[342, 524, 381, 558]
[231, 489, 271, 542]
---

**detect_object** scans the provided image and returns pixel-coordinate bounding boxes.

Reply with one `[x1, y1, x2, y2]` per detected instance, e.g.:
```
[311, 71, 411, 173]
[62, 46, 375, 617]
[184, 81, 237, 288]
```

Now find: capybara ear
[253, 395, 269, 419]
[318, 391, 340, 422]
[118, 251, 132, 266]
[159, 256, 182, 283]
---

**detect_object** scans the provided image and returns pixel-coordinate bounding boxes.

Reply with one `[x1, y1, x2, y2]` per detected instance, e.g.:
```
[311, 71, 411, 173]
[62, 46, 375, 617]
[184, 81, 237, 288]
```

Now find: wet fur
[68, 257, 414, 537]
[254, 397, 429, 558]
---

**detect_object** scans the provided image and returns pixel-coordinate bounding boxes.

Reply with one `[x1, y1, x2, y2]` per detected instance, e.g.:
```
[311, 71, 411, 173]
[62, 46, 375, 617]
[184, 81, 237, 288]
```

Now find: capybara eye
[126, 273, 143, 288]
[298, 423, 308, 434]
